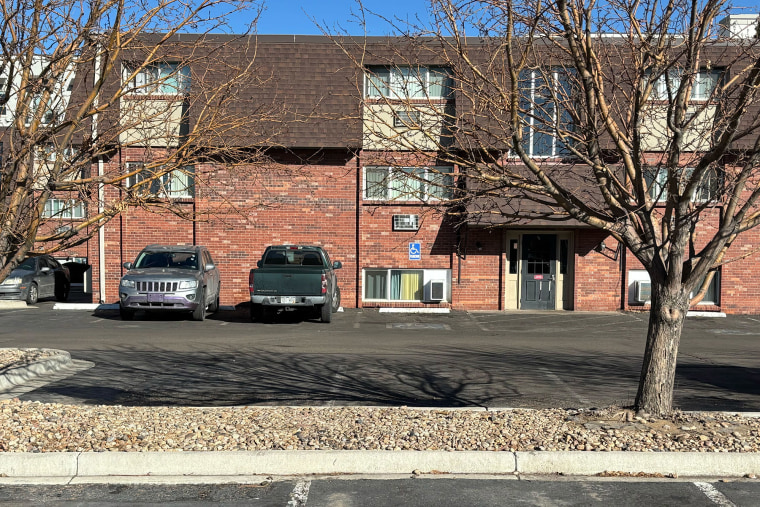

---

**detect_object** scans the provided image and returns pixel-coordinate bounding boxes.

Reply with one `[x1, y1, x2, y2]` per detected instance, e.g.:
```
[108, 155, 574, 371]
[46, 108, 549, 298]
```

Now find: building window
[364, 269, 424, 301]
[649, 69, 722, 101]
[364, 166, 453, 201]
[691, 273, 720, 305]
[124, 62, 190, 95]
[126, 162, 194, 198]
[393, 109, 421, 128]
[43, 199, 85, 219]
[518, 69, 573, 158]
[365, 66, 453, 100]
[645, 166, 719, 202]
[26, 95, 59, 126]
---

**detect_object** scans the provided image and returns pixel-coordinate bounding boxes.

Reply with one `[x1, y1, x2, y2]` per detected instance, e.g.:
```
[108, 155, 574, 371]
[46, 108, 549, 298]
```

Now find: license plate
[280, 296, 296, 304]
[148, 293, 165, 303]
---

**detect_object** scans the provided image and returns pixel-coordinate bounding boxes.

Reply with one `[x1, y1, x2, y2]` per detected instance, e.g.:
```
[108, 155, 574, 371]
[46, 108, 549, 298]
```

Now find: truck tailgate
[252, 267, 324, 295]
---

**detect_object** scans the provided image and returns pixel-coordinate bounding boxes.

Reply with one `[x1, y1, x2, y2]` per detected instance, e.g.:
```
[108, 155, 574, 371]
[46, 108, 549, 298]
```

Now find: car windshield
[135, 251, 198, 270]
[18, 258, 36, 270]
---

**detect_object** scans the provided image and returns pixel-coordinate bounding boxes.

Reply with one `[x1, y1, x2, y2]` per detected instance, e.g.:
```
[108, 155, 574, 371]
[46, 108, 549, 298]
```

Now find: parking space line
[540, 367, 589, 405]
[288, 479, 311, 506]
[693, 482, 736, 506]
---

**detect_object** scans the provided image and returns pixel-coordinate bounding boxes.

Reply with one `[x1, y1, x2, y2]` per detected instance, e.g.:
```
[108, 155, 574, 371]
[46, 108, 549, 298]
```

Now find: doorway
[520, 234, 557, 310]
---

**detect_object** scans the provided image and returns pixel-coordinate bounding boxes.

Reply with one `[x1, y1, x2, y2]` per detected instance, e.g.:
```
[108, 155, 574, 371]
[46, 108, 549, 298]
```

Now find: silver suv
[118, 244, 221, 321]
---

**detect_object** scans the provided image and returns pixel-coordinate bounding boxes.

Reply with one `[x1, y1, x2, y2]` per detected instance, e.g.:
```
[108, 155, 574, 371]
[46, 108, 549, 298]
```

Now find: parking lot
[1, 299, 759, 411]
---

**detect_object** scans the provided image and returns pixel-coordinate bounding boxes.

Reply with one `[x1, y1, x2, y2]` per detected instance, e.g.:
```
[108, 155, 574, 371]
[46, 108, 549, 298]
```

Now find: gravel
[2, 349, 759, 454]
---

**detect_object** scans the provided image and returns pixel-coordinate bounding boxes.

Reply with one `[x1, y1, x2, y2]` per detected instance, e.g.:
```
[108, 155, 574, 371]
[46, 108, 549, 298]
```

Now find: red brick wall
[449, 229, 503, 310]
[574, 230, 623, 311]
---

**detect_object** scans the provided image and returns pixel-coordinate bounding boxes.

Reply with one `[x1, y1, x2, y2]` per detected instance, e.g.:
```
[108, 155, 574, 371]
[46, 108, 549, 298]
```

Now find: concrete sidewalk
[1, 351, 760, 483]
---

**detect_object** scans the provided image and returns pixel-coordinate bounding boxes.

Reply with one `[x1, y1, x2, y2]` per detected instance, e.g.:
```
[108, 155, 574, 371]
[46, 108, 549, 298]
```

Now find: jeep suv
[118, 244, 221, 321]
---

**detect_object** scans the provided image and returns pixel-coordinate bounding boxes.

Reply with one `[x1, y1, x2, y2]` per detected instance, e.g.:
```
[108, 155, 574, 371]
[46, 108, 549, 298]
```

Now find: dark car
[0, 255, 71, 304]
[118, 244, 221, 321]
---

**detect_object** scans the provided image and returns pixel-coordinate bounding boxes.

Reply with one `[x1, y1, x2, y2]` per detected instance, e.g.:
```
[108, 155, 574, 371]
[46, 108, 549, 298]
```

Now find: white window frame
[650, 69, 722, 102]
[126, 162, 194, 199]
[645, 166, 719, 203]
[43, 198, 86, 219]
[365, 66, 453, 100]
[364, 268, 451, 302]
[518, 69, 572, 158]
[364, 166, 453, 201]
[124, 62, 191, 95]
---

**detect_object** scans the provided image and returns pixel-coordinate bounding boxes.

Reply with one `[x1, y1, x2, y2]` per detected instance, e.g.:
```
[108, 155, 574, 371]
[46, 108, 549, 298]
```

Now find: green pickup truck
[248, 245, 343, 323]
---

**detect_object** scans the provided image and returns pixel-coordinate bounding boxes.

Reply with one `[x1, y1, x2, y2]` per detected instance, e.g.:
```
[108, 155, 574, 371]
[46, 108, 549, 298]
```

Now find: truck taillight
[249, 271, 255, 294]
[321, 274, 327, 294]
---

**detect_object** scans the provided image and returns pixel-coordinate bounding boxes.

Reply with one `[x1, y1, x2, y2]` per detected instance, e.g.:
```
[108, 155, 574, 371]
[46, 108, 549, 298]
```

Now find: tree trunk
[634, 283, 690, 416]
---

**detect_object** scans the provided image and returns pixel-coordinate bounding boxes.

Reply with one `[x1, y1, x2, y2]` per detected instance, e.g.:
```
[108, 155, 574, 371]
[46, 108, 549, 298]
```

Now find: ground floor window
[365, 268, 452, 302]
[365, 269, 423, 301]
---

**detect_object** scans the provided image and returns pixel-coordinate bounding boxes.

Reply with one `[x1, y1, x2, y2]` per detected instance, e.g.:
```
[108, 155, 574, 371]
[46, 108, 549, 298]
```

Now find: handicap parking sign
[409, 242, 421, 260]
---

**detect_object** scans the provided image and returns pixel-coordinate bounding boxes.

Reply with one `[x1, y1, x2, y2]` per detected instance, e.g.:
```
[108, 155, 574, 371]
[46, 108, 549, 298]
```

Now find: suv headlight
[120, 279, 135, 288]
[179, 280, 198, 290]
[1, 277, 22, 286]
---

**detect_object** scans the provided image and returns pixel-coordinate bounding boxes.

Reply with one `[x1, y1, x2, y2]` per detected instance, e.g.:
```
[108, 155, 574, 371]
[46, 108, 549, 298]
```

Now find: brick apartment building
[15, 14, 760, 315]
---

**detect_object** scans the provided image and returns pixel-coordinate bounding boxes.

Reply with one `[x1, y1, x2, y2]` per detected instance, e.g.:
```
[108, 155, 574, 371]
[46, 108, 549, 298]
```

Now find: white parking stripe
[693, 482, 736, 506]
[540, 367, 590, 405]
[287, 480, 311, 506]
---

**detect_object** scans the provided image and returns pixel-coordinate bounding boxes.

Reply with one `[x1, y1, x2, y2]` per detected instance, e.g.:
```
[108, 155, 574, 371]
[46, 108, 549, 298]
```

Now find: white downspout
[93, 42, 106, 303]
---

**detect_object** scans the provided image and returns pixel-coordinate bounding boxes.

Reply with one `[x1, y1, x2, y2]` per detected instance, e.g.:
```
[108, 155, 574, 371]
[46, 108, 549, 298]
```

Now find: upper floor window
[519, 69, 573, 158]
[124, 62, 190, 95]
[645, 166, 720, 202]
[26, 95, 59, 126]
[365, 66, 453, 100]
[649, 69, 722, 102]
[364, 166, 453, 201]
[43, 199, 85, 219]
[126, 162, 194, 199]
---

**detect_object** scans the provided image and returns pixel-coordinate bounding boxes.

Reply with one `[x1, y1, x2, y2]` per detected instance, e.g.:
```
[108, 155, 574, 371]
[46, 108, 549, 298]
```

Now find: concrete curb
[0, 301, 29, 309]
[0, 450, 757, 480]
[0, 350, 72, 392]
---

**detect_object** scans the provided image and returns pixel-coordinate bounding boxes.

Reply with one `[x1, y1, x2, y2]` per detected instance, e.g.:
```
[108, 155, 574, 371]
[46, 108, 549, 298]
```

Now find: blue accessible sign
[409, 242, 421, 260]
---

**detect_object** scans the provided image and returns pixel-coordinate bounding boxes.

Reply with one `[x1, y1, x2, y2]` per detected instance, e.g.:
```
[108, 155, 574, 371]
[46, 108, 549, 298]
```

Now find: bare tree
[0, 0, 288, 283]
[336, 0, 760, 415]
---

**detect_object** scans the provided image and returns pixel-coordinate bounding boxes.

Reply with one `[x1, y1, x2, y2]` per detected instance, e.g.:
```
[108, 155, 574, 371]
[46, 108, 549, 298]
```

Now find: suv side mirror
[123, 262, 133, 270]
[333, 261, 342, 269]
[204, 263, 215, 272]
[256, 260, 262, 268]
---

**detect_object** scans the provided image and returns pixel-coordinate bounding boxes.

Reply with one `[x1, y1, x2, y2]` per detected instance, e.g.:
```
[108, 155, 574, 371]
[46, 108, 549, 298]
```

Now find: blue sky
[253, 0, 432, 35]
[248, 1, 758, 36]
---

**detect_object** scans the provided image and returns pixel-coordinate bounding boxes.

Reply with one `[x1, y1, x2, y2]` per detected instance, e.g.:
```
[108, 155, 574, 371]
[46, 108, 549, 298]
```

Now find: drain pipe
[93, 40, 105, 303]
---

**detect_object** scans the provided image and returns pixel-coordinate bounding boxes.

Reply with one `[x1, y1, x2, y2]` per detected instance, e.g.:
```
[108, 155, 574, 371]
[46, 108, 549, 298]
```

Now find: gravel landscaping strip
[2, 349, 759, 455]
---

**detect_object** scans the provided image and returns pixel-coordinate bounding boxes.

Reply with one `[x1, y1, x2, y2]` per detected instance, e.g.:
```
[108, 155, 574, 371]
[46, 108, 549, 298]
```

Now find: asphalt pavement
[1, 299, 759, 485]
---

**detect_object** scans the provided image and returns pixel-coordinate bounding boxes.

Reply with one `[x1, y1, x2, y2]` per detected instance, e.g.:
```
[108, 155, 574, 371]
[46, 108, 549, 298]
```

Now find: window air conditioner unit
[425, 280, 446, 302]
[634, 281, 651, 304]
[393, 214, 419, 231]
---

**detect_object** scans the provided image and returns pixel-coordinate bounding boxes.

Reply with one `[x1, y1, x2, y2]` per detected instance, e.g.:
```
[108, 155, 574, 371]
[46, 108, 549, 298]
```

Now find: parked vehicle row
[0, 244, 343, 323]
